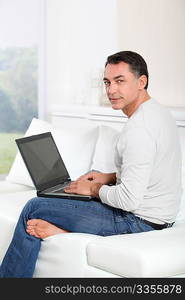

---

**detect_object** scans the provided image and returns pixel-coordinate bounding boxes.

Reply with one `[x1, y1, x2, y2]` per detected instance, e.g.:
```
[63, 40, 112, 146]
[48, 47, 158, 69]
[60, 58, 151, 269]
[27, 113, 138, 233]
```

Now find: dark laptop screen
[16, 132, 70, 191]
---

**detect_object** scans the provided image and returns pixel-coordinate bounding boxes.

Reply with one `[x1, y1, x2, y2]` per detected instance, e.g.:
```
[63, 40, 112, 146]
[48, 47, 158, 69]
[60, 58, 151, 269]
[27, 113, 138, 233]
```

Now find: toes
[27, 225, 33, 230]
[26, 225, 36, 234]
[27, 219, 40, 226]
[26, 228, 40, 238]
[26, 228, 34, 235]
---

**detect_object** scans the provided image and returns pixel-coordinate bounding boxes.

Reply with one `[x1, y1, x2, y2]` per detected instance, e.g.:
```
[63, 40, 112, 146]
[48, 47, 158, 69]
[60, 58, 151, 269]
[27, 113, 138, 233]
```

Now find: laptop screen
[16, 132, 70, 191]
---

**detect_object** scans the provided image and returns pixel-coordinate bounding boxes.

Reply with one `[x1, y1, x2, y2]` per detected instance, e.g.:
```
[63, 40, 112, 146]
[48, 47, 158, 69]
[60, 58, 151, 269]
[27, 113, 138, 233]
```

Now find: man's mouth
[110, 98, 122, 102]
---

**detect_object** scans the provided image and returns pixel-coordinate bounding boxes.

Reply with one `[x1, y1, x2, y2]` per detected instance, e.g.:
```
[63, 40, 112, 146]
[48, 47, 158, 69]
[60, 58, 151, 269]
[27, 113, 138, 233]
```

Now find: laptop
[15, 132, 95, 201]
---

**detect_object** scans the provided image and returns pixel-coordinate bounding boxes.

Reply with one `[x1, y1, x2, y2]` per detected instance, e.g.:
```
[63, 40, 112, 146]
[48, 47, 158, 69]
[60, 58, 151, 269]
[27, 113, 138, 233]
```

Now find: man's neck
[123, 91, 151, 118]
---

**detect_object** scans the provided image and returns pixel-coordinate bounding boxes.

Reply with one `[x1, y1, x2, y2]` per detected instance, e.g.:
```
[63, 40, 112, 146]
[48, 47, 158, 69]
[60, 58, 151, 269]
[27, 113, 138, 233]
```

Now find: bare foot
[26, 219, 69, 239]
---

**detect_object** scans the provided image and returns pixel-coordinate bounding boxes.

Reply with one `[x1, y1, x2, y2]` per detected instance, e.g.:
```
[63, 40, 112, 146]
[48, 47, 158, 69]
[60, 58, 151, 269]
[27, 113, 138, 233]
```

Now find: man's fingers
[64, 182, 78, 193]
[76, 171, 96, 182]
[76, 175, 88, 181]
[65, 182, 77, 189]
[64, 181, 92, 196]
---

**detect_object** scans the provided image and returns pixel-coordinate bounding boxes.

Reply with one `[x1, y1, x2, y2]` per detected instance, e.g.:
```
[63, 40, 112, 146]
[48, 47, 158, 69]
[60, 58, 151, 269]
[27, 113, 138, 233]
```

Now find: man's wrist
[90, 183, 103, 198]
[108, 172, 117, 185]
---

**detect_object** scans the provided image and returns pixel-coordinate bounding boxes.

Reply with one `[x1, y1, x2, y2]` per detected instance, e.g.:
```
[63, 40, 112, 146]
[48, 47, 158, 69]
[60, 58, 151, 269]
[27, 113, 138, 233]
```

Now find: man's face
[103, 62, 143, 111]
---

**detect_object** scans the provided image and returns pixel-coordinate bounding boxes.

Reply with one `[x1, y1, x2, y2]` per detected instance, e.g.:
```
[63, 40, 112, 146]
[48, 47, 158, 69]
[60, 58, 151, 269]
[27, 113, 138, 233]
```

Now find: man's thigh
[27, 197, 116, 236]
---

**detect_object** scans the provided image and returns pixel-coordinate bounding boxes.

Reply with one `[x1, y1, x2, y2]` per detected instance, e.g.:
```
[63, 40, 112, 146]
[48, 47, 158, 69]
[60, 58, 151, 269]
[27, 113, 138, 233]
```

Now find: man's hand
[64, 180, 103, 199]
[76, 171, 116, 185]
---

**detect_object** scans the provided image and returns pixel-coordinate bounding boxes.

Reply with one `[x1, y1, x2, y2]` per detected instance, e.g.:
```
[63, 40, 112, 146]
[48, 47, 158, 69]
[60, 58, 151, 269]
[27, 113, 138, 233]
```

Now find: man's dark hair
[105, 51, 149, 89]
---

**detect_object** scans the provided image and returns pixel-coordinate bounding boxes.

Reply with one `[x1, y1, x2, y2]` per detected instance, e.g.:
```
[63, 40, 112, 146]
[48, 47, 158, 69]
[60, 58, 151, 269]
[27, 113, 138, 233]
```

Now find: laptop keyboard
[53, 188, 66, 193]
[43, 181, 73, 194]
[52, 183, 70, 193]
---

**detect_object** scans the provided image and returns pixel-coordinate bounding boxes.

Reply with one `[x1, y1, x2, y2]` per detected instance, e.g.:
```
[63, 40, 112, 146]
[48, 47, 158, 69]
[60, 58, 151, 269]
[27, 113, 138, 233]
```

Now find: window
[0, 0, 44, 177]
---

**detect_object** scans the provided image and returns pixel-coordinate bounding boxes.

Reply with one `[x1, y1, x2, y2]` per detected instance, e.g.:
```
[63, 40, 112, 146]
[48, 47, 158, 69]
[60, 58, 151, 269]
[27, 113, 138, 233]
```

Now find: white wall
[0, 0, 40, 48]
[117, 0, 185, 107]
[46, 0, 118, 111]
[45, 0, 185, 114]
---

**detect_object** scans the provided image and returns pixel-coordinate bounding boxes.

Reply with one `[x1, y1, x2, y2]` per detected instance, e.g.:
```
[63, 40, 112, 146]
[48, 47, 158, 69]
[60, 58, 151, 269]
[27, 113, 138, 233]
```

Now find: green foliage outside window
[0, 47, 38, 133]
[0, 47, 38, 174]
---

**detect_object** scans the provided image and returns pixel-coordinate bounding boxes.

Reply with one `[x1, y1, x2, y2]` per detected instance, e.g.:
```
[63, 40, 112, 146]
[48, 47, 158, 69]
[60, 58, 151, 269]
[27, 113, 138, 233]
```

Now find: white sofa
[0, 114, 185, 278]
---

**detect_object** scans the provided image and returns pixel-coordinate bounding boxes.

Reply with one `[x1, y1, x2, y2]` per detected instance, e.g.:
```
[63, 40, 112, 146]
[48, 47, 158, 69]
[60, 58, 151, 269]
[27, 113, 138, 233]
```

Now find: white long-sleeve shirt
[99, 98, 182, 224]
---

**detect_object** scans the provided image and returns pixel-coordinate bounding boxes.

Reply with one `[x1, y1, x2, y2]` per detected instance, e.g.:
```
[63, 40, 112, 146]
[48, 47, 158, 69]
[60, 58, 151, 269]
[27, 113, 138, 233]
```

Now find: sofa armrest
[87, 223, 185, 278]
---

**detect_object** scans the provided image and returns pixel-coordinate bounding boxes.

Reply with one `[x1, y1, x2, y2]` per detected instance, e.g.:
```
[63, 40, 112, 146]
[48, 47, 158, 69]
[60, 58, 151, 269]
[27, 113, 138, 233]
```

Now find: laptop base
[37, 191, 97, 201]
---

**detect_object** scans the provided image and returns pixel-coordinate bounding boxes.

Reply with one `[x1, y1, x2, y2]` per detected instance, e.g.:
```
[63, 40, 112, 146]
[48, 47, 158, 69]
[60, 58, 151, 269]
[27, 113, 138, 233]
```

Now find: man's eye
[116, 80, 124, 84]
[104, 81, 110, 86]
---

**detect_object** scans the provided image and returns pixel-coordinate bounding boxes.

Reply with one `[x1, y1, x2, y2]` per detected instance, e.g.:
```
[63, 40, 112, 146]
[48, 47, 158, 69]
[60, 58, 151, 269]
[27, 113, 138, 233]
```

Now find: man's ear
[138, 75, 147, 90]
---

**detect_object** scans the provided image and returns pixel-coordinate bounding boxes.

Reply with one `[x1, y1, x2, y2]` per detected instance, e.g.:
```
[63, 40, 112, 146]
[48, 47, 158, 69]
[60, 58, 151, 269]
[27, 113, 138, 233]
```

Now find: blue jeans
[0, 197, 154, 278]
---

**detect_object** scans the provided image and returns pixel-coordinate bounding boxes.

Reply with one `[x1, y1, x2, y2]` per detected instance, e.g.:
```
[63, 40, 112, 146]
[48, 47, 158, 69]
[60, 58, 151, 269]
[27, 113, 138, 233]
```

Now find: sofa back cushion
[91, 125, 120, 173]
[6, 118, 98, 186]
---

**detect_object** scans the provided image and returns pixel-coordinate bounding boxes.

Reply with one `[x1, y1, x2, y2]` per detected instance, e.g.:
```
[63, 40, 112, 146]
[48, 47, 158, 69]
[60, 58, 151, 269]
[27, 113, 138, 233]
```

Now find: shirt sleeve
[99, 127, 156, 211]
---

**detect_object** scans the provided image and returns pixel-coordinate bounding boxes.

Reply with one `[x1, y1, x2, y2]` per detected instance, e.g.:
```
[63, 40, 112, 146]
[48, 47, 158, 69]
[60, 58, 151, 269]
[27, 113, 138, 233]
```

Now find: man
[0, 51, 182, 277]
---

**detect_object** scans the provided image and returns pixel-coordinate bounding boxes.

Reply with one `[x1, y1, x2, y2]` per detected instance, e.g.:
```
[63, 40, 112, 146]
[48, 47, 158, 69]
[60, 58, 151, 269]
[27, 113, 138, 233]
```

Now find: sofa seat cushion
[0, 190, 37, 220]
[0, 190, 37, 262]
[0, 181, 34, 194]
[87, 223, 185, 278]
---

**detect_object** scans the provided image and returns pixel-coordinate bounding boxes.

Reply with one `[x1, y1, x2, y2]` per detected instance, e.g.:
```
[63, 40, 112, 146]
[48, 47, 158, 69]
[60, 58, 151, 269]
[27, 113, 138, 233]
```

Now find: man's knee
[22, 197, 41, 215]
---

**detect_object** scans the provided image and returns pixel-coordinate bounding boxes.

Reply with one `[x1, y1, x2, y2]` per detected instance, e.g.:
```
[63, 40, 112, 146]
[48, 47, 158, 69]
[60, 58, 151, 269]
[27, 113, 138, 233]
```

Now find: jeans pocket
[134, 217, 155, 232]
